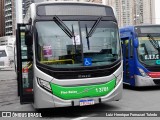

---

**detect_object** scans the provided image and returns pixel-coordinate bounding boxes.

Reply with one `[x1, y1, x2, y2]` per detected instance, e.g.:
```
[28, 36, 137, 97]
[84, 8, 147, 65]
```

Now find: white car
[0, 46, 14, 70]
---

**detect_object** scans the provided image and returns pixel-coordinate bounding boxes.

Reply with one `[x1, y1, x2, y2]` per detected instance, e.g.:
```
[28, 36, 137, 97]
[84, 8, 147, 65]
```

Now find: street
[0, 69, 160, 120]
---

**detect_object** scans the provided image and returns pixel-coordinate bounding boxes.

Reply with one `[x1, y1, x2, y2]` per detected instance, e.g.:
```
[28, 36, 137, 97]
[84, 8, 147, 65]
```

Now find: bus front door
[16, 24, 33, 104]
[122, 37, 135, 86]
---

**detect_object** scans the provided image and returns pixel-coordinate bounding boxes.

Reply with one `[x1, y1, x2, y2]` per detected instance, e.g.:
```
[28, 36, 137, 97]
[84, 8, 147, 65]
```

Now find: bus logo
[78, 74, 91, 78]
[2, 112, 11, 117]
[156, 60, 160, 65]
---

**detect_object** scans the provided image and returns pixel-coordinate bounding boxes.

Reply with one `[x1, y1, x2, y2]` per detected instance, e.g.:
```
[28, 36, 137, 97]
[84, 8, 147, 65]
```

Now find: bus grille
[153, 79, 160, 85]
[0, 62, 4, 66]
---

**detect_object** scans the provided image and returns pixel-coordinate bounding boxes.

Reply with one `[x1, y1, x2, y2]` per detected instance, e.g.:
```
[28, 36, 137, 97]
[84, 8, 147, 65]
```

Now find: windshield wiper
[86, 17, 102, 50]
[147, 34, 160, 58]
[53, 16, 74, 38]
[85, 24, 89, 50]
[72, 24, 77, 53]
[53, 16, 77, 53]
[147, 34, 160, 51]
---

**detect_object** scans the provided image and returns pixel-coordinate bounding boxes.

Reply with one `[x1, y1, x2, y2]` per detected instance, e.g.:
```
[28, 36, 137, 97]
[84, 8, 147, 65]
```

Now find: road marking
[71, 114, 97, 120]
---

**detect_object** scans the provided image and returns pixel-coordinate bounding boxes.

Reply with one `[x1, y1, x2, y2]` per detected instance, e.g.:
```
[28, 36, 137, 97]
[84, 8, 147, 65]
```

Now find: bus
[0, 45, 14, 70]
[120, 25, 160, 87]
[16, 1, 123, 109]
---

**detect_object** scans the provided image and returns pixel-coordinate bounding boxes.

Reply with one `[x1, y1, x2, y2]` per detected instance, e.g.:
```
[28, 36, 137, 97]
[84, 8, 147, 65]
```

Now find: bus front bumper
[33, 79, 123, 109]
[135, 75, 160, 86]
[53, 80, 122, 108]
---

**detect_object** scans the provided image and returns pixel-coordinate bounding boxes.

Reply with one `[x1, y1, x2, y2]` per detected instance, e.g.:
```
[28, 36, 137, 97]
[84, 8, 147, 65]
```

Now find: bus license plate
[79, 99, 94, 106]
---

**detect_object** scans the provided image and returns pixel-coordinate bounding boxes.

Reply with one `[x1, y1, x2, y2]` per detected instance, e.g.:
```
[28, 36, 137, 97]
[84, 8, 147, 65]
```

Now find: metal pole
[134, 0, 136, 25]
[15, 0, 23, 25]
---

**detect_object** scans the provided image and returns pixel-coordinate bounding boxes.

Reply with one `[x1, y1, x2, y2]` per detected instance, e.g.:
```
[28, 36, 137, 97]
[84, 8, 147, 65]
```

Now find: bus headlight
[116, 73, 122, 85]
[138, 68, 148, 77]
[37, 78, 52, 92]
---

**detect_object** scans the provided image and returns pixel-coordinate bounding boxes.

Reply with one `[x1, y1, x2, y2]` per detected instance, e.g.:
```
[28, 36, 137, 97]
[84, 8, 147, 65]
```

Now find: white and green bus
[16, 1, 123, 109]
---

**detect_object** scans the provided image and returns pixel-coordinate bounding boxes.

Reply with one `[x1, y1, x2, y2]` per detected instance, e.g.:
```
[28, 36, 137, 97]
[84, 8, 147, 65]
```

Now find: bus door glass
[16, 24, 33, 104]
[122, 37, 134, 84]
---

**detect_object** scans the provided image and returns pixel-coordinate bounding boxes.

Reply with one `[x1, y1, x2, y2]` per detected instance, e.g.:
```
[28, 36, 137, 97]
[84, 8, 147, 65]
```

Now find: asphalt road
[0, 68, 160, 120]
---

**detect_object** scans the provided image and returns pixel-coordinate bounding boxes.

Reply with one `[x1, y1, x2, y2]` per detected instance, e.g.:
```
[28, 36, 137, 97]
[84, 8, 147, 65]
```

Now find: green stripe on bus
[50, 79, 116, 100]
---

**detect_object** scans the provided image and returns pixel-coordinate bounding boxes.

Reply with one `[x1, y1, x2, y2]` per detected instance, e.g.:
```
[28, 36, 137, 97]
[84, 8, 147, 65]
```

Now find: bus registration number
[79, 99, 94, 106]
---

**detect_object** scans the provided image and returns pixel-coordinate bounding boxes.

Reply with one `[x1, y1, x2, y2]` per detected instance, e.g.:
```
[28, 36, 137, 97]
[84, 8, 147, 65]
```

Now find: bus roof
[33, 1, 111, 8]
[120, 26, 135, 33]
[24, 1, 117, 24]
[120, 24, 160, 33]
[135, 24, 160, 27]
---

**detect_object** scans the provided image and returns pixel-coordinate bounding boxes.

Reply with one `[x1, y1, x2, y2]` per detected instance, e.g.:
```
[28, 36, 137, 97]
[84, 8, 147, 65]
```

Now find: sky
[155, 0, 160, 24]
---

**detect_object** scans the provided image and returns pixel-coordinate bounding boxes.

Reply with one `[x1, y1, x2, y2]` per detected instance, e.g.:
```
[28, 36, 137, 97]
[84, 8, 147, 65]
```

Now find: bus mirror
[133, 38, 139, 48]
[25, 26, 33, 46]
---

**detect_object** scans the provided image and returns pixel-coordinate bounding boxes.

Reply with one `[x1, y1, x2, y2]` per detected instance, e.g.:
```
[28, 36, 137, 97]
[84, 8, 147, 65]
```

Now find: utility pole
[15, 0, 23, 25]
[134, 0, 137, 25]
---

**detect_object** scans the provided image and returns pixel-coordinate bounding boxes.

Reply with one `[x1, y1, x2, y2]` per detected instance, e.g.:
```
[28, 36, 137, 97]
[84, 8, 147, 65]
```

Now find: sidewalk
[0, 68, 16, 81]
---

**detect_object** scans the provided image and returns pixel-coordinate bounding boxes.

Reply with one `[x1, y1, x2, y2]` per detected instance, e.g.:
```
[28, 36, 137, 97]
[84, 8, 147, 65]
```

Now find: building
[15, 0, 23, 25]
[134, 0, 143, 25]
[15, 0, 30, 25]
[0, 0, 5, 37]
[106, 0, 156, 27]
[24, 0, 34, 15]
[0, 35, 15, 46]
[143, 0, 155, 24]
[24, 0, 45, 14]
[4, 0, 16, 36]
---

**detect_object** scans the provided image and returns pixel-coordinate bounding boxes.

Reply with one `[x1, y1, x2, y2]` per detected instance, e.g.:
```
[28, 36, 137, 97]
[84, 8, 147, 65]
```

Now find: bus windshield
[138, 35, 160, 66]
[0, 50, 7, 57]
[36, 19, 120, 68]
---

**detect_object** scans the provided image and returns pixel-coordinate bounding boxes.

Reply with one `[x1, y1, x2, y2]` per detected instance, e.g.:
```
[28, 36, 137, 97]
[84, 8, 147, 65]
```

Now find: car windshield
[35, 19, 120, 68]
[138, 34, 160, 66]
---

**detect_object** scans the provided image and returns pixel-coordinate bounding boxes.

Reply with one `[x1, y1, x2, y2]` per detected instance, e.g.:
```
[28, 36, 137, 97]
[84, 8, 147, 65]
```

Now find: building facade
[0, 0, 5, 37]
[24, 0, 34, 15]
[143, 0, 155, 24]
[0, 35, 15, 46]
[106, 0, 156, 27]
[4, 0, 16, 36]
